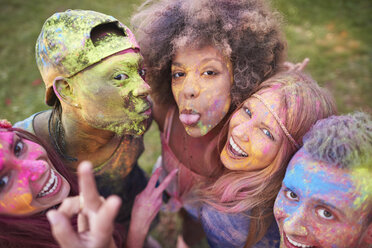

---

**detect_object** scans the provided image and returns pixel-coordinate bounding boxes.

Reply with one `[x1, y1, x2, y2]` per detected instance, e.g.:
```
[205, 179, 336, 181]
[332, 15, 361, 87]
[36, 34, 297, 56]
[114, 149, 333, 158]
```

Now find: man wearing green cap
[15, 9, 152, 227]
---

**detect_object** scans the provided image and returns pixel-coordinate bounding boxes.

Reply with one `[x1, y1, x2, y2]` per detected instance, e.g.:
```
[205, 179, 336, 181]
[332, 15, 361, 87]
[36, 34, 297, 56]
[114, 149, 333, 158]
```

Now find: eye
[262, 128, 274, 141]
[172, 72, 185, 79]
[317, 208, 334, 220]
[14, 140, 24, 157]
[243, 107, 252, 118]
[285, 189, 299, 201]
[114, 73, 128, 80]
[0, 175, 9, 191]
[202, 70, 216, 76]
[138, 69, 146, 79]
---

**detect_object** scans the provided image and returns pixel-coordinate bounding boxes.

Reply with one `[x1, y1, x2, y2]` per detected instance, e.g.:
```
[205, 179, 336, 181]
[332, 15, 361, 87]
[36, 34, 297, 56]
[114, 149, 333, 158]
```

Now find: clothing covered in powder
[158, 106, 211, 212]
[185, 203, 280, 248]
[14, 111, 148, 224]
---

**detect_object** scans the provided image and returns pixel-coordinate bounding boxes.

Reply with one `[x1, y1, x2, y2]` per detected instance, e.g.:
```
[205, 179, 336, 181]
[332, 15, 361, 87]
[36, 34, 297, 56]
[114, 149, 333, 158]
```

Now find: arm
[47, 161, 121, 248]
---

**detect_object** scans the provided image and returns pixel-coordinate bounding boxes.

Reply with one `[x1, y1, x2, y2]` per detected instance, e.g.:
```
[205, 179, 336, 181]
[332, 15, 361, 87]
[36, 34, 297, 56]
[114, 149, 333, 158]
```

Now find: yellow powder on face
[0, 192, 36, 215]
[350, 167, 372, 211]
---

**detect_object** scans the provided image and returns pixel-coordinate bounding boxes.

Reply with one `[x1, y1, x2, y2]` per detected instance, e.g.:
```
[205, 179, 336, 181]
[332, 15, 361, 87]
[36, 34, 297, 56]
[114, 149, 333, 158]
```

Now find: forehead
[81, 51, 142, 74]
[173, 45, 229, 64]
[284, 149, 368, 210]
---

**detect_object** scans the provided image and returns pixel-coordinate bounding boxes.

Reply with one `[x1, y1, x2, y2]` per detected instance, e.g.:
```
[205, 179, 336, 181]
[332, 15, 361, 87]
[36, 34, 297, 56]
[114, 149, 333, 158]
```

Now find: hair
[131, 0, 286, 108]
[200, 71, 337, 247]
[303, 112, 372, 170]
[0, 127, 79, 247]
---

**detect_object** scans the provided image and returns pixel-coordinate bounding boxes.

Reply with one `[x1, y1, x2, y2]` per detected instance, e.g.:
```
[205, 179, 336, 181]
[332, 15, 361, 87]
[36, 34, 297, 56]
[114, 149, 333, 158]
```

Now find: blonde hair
[201, 71, 337, 247]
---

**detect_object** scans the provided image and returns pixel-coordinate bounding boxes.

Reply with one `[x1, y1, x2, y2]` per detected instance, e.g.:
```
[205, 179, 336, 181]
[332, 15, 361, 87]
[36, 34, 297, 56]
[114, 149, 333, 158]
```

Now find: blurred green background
[1, 0, 371, 247]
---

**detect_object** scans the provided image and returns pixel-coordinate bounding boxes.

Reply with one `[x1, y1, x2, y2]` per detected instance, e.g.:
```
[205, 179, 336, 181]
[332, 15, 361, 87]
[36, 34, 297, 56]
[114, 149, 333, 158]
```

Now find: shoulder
[13, 112, 39, 133]
[252, 220, 281, 248]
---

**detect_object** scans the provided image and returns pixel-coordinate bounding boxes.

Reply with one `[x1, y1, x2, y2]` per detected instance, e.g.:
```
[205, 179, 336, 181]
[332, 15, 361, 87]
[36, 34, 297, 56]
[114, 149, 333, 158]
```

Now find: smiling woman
[198, 71, 337, 247]
[0, 121, 79, 247]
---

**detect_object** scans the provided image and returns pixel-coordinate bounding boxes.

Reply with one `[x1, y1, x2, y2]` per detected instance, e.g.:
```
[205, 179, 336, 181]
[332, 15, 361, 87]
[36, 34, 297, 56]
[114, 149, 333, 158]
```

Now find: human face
[220, 87, 284, 171]
[72, 50, 151, 136]
[274, 148, 372, 248]
[0, 131, 70, 216]
[171, 46, 233, 137]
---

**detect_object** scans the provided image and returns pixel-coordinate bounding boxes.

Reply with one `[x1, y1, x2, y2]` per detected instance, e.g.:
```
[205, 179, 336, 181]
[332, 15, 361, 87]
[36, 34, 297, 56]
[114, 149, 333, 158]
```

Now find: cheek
[313, 222, 362, 246]
[274, 195, 288, 220]
[171, 83, 183, 103]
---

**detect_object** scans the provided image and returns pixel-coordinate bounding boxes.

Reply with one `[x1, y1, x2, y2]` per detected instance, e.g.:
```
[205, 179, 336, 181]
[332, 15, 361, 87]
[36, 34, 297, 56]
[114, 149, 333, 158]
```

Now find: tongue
[179, 114, 200, 125]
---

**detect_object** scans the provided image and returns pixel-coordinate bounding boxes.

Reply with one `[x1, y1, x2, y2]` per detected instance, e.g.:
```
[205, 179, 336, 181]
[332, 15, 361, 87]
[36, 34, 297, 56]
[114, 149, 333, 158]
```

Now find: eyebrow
[172, 58, 225, 68]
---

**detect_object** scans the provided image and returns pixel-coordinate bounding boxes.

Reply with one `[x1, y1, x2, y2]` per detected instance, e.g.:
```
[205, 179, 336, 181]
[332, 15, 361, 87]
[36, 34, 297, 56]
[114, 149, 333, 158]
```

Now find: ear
[52, 76, 80, 108]
[364, 223, 372, 245]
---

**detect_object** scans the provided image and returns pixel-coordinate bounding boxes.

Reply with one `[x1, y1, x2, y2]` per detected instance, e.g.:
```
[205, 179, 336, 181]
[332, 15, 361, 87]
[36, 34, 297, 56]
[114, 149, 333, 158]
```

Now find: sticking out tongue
[179, 113, 200, 126]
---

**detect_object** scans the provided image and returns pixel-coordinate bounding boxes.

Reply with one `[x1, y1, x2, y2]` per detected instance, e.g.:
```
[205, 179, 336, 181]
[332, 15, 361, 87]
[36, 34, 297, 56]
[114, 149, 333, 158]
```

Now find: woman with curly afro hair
[131, 0, 286, 246]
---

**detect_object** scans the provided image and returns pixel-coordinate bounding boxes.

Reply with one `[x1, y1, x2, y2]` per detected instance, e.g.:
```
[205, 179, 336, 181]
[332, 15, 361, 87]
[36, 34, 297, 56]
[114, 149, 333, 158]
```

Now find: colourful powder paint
[220, 88, 284, 171]
[67, 52, 151, 136]
[274, 148, 371, 248]
[171, 45, 233, 137]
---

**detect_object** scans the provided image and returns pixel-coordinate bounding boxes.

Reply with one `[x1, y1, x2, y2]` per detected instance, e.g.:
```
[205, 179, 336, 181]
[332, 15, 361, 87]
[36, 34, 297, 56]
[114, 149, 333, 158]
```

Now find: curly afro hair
[131, 0, 287, 107]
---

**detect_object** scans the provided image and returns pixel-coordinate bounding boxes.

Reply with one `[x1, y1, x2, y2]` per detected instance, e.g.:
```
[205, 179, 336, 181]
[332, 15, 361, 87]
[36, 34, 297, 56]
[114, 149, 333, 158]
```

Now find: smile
[37, 170, 58, 198]
[228, 137, 248, 157]
[285, 233, 315, 248]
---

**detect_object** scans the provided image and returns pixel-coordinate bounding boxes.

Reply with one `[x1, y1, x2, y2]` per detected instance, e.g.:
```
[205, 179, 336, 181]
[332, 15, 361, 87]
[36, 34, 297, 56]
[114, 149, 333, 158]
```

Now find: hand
[47, 161, 121, 248]
[283, 58, 310, 72]
[126, 167, 177, 248]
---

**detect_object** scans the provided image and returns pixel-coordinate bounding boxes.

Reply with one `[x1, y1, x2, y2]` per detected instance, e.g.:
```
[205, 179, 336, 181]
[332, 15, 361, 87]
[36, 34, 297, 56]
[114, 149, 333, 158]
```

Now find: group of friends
[0, 0, 371, 248]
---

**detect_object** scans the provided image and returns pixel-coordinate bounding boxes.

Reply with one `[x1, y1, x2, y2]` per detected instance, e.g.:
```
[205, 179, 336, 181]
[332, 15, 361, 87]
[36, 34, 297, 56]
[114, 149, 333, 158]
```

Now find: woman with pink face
[0, 120, 175, 248]
[0, 120, 79, 247]
[197, 71, 337, 247]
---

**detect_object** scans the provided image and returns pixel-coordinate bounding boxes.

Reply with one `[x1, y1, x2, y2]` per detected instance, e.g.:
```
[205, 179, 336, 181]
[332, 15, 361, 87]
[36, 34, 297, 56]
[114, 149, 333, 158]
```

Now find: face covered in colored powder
[0, 130, 70, 216]
[171, 45, 233, 137]
[274, 148, 372, 248]
[220, 87, 285, 171]
[68, 50, 151, 136]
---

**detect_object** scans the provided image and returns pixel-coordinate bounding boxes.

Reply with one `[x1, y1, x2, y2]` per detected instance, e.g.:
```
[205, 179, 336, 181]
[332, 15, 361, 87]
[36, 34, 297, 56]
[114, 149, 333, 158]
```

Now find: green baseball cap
[36, 9, 140, 106]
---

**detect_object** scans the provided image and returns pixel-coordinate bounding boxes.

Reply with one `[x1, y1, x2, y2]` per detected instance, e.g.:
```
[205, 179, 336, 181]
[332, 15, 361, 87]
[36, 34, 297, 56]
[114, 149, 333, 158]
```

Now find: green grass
[1, 0, 371, 247]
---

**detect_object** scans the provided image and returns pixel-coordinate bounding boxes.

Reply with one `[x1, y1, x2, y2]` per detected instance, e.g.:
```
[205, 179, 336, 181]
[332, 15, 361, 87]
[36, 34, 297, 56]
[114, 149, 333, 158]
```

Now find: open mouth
[179, 109, 200, 126]
[284, 232, 316, 248]
[227, 137, 248, 157]
[36, 170, 59, 198]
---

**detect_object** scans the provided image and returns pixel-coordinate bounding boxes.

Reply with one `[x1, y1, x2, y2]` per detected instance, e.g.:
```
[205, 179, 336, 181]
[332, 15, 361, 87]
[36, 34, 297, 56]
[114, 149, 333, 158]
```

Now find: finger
[298, 58, 310, 71]
[58, 196, 80, 218]
[78, 161, 102, 211]
[91, 195, 122, 239]
[282, 62, 293, 70]
[146, 166, 163, 190]
[155, 168, 177, 194]
[77, 212, 89, 233]
[47, 210, 81, 248]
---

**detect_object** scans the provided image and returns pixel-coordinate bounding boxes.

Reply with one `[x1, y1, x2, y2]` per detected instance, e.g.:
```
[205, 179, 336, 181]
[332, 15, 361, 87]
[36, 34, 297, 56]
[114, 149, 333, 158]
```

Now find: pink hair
[200, 71, 337, 247]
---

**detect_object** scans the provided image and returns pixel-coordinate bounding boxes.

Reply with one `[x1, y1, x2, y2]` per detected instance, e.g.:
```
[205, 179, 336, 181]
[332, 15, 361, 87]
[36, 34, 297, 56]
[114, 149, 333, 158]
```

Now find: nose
[231, 120, 251, 142]
[18, 160, 47, 182]
[132, 79, 151, 97]
[283, 207, 308, 236]
[183, 75, 200, 99]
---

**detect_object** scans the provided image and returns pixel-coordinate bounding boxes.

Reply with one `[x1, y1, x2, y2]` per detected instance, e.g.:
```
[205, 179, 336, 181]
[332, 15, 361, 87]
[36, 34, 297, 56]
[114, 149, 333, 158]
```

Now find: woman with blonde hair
[198, 70, 337, 247]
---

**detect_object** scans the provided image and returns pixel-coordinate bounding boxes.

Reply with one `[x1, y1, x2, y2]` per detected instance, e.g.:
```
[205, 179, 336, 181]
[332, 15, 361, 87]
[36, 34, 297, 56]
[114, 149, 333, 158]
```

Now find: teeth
[229, 137, 248, 157]
[287, 235, 312, 248]
[37, 170, 58, 197]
